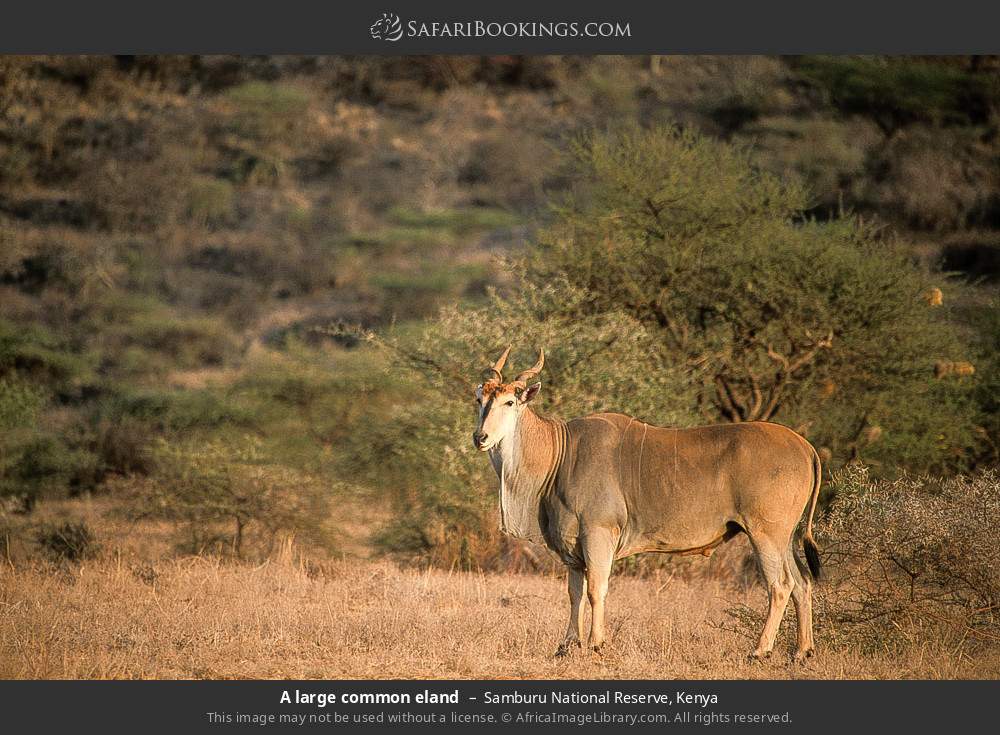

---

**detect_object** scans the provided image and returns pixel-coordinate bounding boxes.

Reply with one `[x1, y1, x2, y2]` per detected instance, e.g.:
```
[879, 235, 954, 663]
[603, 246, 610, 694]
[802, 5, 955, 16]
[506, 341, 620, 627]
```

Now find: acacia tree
[522, 125, 981, 471]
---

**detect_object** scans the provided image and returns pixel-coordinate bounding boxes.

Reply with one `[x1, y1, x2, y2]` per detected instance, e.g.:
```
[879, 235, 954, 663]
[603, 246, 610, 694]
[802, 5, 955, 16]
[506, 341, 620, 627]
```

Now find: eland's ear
[475, 384, 484, 401]
[519, 381, 541, 404]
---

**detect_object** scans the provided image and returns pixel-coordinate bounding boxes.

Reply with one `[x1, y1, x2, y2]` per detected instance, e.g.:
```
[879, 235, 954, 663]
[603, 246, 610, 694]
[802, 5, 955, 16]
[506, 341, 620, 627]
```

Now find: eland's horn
[514, 348, 545, 384]
[484, 344, 512, 382]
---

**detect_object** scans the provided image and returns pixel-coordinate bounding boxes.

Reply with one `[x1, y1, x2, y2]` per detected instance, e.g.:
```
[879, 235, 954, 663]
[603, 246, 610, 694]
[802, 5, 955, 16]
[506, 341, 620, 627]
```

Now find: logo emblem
[370, 12, 403, 41]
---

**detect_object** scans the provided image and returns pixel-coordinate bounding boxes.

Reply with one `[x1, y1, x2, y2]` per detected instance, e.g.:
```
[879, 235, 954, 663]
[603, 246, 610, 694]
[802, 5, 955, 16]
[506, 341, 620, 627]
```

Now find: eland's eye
[505, 400, 514, 407]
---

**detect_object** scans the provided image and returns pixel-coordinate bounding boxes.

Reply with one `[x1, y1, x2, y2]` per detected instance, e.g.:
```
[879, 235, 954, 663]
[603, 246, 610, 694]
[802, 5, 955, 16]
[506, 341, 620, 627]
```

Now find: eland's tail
[802, 447, 822, 581]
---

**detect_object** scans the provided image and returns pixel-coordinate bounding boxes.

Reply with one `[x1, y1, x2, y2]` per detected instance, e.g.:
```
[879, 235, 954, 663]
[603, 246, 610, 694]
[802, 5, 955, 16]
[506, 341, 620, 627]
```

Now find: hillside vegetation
[3, 55, 1000, 678]
[1, 55, 999, 566]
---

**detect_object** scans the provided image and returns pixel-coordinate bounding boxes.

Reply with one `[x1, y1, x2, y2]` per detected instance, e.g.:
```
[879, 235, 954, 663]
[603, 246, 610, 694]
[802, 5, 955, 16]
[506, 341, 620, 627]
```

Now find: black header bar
[1, 0, 999, 54]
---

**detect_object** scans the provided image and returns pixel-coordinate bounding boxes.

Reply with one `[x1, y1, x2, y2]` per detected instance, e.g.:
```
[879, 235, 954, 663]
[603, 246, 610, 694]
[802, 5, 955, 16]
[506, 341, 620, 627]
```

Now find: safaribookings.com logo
[370, 13, 404, 41]
[370, 13, 631, 42]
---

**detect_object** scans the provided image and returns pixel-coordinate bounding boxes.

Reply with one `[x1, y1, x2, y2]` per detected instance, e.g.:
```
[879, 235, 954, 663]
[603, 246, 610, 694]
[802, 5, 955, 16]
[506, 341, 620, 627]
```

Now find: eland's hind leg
[747, 533, 795, 660]
[786, 544, 815, 662]
[556, 567, 587, 656]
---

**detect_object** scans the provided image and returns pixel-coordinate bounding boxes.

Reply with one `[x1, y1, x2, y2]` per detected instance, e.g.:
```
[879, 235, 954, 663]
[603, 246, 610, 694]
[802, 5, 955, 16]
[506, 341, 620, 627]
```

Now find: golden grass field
[1, 498, 997, 680]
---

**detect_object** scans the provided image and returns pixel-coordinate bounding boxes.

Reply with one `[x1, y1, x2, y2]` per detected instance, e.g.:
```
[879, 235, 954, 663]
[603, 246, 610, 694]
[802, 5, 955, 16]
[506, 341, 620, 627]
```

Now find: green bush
[792, 56, 999, 135]
[119, 312, 239, 369]
[0, 377, 50, 504]
[2, 435, 98, 497]
[187, 177, 236, 228]
[0, 376, 46, 430]
[0, 319, 95, 388]
[371, 264, 490, 319]
[102, 386, 252, 433]
[223, 81, 311, 142]
[0, 372, 101, 503]
[233, 343, 407, 475]
[385, 206, 519, 233]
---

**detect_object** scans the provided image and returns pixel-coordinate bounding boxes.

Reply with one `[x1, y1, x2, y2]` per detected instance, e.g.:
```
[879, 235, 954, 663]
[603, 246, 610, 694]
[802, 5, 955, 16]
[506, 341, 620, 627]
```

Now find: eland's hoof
[555, 641, 581, 658]
[792, 648, 815, 664]
[748, 650, 772, 663]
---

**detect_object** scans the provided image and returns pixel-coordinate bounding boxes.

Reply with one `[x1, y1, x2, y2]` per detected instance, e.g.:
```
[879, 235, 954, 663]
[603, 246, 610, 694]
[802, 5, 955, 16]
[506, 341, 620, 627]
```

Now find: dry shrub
[79, 148, 193, 233]
[641, 56, 793, 134]
[34, 521, 97, 562]
[346, 87, 560, 214]
[119, 438, 333, 559]
[815, 465, 1000, 652]
[864, 127, 1000, 233]
[690, 56, 790, 136]
[745, 115, 881, 213]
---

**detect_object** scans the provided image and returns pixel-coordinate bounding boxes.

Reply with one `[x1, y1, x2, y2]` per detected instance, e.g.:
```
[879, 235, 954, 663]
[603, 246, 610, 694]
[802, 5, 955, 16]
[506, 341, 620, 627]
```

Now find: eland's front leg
[583, 529, 616, 652]
[555, 567, 587, 656]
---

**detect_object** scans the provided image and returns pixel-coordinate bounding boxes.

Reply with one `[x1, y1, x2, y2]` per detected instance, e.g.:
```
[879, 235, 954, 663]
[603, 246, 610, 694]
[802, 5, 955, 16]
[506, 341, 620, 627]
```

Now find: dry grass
[1, 499, 997, 680]
[0, 554, 995, 680]
[3, 554, 995, 680]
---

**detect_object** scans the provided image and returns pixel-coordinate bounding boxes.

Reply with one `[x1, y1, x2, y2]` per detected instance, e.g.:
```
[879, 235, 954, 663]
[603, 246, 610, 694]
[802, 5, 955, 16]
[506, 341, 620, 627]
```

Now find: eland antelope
[472, 346, 822, 662]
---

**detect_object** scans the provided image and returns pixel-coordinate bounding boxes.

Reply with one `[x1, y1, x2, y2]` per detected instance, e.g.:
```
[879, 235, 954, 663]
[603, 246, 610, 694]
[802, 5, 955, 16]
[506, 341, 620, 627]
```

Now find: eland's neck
[488, 408, 565, 541]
